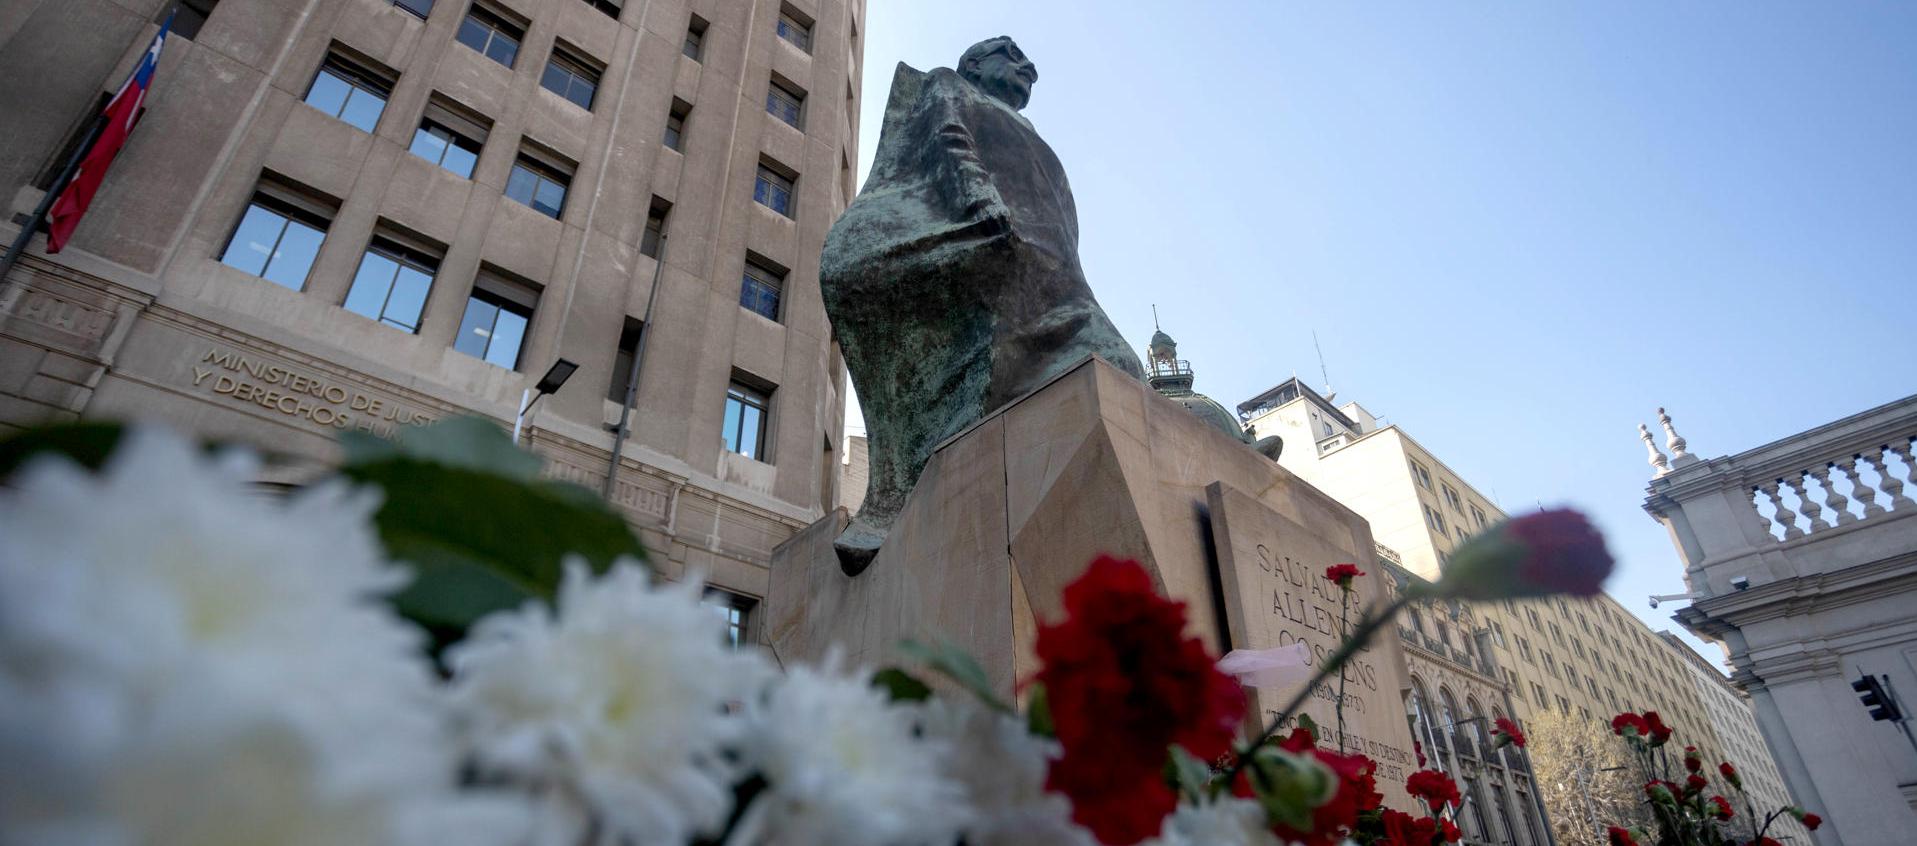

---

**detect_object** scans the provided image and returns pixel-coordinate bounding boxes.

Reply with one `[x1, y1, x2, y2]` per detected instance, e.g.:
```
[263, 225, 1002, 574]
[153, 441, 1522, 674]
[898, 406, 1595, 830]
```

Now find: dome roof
[1171, 392, 1253, 445]
[1149, 329, 1175, 348]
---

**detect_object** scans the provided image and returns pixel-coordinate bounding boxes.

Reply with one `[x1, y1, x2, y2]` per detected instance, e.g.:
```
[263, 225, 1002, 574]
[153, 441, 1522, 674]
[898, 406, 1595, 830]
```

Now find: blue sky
[845, 2, 1917, 660]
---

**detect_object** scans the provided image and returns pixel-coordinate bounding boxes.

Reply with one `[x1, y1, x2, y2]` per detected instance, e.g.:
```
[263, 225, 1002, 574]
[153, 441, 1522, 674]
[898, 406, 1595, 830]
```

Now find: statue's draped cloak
[822, 63, 1144, 567]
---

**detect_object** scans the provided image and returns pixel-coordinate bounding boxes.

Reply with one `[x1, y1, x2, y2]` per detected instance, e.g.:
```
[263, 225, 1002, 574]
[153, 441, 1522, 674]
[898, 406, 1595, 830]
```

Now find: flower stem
[1335, 588, 1352, 753]
[1224, 595, 1410, 785]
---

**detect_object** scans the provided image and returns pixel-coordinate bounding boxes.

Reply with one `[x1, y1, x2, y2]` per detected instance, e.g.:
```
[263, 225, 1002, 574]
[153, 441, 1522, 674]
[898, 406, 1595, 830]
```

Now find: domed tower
[1145, 323, 1282, 459]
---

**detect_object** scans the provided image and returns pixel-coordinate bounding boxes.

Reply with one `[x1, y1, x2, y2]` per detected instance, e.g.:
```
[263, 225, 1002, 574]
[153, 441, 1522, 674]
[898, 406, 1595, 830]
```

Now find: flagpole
[0, 113, 108, 290]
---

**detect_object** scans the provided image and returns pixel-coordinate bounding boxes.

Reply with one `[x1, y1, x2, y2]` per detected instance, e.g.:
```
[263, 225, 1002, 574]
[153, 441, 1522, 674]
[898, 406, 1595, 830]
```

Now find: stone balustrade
[1642, 395, 1917, 598]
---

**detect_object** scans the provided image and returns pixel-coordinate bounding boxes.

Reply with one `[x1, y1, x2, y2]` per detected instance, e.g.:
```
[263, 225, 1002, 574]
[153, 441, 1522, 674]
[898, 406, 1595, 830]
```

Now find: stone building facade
[1642, 397, 1917, 845]
[1658, 631, 1801, 839]
[0, 0, 866, 629]
[1243, 379, 1807, 844]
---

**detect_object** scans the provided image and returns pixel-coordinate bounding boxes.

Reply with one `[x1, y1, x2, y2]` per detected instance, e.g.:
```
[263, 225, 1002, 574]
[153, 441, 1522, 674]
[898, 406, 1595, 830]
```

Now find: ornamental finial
[1641, 423, 1672, 477]
[1659, 407, 1697, 466]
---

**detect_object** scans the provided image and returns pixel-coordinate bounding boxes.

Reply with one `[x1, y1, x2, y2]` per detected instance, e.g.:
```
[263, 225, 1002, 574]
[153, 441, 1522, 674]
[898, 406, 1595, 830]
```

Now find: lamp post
[513, 358, 578, 445]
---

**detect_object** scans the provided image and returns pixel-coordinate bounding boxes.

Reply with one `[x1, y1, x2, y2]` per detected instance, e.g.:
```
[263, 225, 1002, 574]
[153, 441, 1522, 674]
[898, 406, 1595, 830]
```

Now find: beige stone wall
[0, 0, 864, 607]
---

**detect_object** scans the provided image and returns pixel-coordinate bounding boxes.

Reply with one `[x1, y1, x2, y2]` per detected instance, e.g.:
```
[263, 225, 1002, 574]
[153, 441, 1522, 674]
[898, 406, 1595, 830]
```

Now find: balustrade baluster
[1896, 440, 1917, 493]
[1838, 456, 1885, 518]
[1867, 447, 1912, 509]
[1812, 465, 1855, 525]
[1761, 481, 1803, 540]
[1787, 473, 1829, 533]
[1745, 487, 1779, 541]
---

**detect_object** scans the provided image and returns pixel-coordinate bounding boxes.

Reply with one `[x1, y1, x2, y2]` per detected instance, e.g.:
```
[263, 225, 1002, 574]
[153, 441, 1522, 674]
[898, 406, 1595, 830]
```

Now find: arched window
[1409, 678, 1444, 771]
[1465, 696, 1493, 756]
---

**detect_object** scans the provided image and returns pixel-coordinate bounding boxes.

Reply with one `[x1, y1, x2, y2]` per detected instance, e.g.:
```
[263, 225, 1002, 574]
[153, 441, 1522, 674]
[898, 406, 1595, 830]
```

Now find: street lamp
[513, 358, 577, 444]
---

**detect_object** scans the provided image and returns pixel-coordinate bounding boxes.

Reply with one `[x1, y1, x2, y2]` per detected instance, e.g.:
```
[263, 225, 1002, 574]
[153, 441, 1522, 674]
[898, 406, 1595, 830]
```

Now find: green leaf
[871, 668, 934, 702]
[1296, 713, 1321, 744]
[1025, 683, 1055, 738]
[1170, 745, 1214, 802]
[339, 417, 647, 634]
[340, 416, 542, 480]
[0, 421, 128, 478]
[898, 638, 1010, 712]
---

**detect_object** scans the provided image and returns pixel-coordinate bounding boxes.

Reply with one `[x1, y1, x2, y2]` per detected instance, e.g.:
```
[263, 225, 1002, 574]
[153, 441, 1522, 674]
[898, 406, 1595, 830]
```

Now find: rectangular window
[663, 99, 689, 151]
[578, 0, 620, 19]
[407, 96, 488, 178]
[1423, 503, 1447, 534]
[753, 161, 795, 217]
[683, 14, 707, 60]
[169, 0, 220, 41]
[505, 146, 573, 219]
[1409, 458, 1433, 489]
[607, 318, 643, 402]
[540, 43, 601, 110]
[392, 0, 433, 18]
[640, 197, 670, 258]
[1442, 483, 1464, 513]
[1532, 684, 1547, 707]
[218, 178, 333, 290]
[304, 50, 393, 133]
[740, 258, 784, 321]
[456, 2, 523, 68]
[453, 268, 537, 369]
[766, 77, 804, 129]
[1557, 696, 1571, 715]
[1470, 504, 1488, 529]
[343, 232, 439, 332]
[702, 588, 754, 648]
[723, 379, 771, 461]
[775, 4, 812, 51]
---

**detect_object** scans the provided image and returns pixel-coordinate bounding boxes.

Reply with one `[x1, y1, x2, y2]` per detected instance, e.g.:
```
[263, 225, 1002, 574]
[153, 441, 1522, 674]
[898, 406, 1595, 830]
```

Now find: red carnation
[1642, 711, 1673, 745]
[1644, 780, 1679, 805]
[1718, 761, 1742, 790]
[1612, 712, 1650, 738]
[1414, 739, 1427, 768]
[1037, 556, 1245, 844]
[1684, 774, 1708, 796]
[1684, 746, 1702, 773]
[1381, 809, 1442, 846]
[1406, 769, 1462, 814]
[1708, 795, 1734, 821]
[1439, 818, 1462, 843]
[1800, 813, 1822, 831]
[1493, 716, 1527, 749]
[1324, 562, 1365, 591]
[1607, 826, 1640, 846]
[1271, 728, 1383, 846]
[1425, 508, 1614, 600]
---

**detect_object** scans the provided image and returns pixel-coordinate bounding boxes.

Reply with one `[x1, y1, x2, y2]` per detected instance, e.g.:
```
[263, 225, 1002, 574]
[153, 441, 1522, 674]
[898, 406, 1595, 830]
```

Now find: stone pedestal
[766, 357, 1419, 789]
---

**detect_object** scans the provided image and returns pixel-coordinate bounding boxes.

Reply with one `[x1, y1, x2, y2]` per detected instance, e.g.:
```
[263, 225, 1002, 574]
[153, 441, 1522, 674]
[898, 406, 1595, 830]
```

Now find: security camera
[1730, 577, 1751, 591]
[1648, 592, 1699, 609]
[1649, 597, 1659, 609]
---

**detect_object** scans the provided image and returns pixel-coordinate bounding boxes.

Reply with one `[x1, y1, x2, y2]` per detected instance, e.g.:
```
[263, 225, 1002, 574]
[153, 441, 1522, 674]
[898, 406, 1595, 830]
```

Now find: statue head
[958, 36, 1038, 110]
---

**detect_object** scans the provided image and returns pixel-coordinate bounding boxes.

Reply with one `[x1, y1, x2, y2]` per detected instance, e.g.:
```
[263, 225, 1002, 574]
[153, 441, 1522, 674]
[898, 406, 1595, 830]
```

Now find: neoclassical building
[1642, 398, 1917, 845]
[1, 0, 866, 635]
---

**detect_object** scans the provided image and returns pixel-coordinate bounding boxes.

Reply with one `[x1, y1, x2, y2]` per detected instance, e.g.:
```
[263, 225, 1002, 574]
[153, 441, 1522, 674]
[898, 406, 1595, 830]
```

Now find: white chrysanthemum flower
[448, 560, 771, 845]
[1142, 797, 1285, 846]
[731, 656, 971, 846]
[917, 699, 1093, 846]
[0, 428, 493, 845]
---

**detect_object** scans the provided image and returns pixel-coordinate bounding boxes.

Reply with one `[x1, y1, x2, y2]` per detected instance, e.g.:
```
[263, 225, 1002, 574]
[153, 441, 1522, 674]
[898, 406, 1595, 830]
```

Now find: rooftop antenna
[1152, 304, 1160, 331]
[1313, 330, 1335, 403]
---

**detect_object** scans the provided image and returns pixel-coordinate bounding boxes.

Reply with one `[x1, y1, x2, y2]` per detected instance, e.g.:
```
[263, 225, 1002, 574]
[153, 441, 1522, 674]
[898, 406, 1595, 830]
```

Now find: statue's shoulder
[884, 63, 969, 110]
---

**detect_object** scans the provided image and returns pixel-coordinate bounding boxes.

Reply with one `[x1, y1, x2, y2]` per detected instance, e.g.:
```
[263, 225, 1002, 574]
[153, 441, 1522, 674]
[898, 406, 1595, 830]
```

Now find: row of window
[303, 40, 810, 229]
[218, 172, 787, 460]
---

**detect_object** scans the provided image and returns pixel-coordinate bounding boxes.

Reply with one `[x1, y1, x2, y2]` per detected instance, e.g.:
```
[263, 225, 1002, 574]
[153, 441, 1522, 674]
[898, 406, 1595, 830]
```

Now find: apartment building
[1242, 378, 1805, 843]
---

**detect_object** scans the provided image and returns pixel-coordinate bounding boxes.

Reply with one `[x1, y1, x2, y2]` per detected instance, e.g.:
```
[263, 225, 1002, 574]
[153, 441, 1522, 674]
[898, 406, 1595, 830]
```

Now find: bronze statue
[822, 36, 1145, 574]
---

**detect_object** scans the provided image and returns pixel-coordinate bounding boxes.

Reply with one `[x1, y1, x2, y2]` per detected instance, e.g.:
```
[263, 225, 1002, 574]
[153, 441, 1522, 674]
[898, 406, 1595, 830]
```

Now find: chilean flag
[45, 13, 172, 253]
